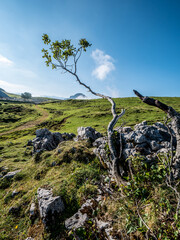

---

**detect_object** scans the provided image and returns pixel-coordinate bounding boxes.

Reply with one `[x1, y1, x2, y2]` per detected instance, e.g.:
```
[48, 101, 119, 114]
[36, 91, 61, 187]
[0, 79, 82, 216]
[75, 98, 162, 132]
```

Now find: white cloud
[107, 86, 120, 98]
[91, 49, 115, 80]
[0, 54, 13, 66]
[0, 80, 30, 93]
[0, 54, 37, 78]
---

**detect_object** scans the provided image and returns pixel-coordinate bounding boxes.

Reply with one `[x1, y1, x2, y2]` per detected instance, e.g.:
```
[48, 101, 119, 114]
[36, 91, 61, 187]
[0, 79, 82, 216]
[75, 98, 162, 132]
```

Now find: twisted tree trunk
[133, 90, 180, 180]
[72, 73, 126, 184]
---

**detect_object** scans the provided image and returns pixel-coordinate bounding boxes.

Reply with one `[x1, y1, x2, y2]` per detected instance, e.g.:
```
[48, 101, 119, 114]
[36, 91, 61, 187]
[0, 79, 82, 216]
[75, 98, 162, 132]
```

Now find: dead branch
[133, 90, 180, 181]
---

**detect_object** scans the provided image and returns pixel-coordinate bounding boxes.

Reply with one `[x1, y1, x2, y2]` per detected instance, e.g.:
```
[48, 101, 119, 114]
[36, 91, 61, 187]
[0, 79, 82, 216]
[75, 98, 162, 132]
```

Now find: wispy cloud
[0, 80, 30, 93]
[107, 86, 120, 98]
[91, 49, 115, 80]
[0, 54, 13, 66]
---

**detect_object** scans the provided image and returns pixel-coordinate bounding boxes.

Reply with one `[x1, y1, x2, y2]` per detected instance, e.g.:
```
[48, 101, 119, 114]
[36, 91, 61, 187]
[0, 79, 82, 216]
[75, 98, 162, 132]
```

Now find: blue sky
[0, 0, 180, 98]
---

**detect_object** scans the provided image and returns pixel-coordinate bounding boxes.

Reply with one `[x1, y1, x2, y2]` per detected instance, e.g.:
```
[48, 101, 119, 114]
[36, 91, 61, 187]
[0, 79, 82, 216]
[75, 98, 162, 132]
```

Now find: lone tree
[21, 92, 32, 100]
[42, 34, 125, 184]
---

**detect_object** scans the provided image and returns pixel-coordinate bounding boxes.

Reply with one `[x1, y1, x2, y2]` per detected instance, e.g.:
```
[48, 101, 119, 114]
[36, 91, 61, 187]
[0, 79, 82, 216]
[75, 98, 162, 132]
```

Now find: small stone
[30, 202, 36, 217]
[3, 170, 21, 179]
[12, 190, 19, 197]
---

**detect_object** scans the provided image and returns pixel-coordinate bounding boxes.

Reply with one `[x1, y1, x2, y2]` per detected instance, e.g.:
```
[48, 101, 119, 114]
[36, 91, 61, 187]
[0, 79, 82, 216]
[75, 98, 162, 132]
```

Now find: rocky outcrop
[94, 121, 176, 164]
[37, 188, 64, 228]
[31, 128, 75, 152]
[65, 195, 116, 239]
[75, 127, 102, 142]
[65, 199, 94, 230]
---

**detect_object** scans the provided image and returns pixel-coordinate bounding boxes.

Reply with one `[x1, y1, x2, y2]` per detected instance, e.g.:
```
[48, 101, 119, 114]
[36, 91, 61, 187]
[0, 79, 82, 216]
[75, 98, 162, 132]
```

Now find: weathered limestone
[94, 121, 176, 165]
[3, 170, 21, 179]
[37, 188, 65, 227]
[75, 126, 102, 142]
[31, 128, 75, 152]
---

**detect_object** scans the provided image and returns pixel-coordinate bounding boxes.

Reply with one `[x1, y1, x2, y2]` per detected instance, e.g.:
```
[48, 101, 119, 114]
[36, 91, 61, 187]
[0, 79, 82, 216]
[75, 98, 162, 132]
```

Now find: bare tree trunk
[133, 90, 180, 180]
[72, 73, 126, 184]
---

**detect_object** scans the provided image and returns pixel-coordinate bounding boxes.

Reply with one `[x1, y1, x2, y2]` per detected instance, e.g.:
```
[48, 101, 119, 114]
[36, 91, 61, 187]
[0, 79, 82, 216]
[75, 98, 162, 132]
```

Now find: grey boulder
[65, 199, 96, 230]
[37, 188, 64, 227]
[32, 128, 75, 152]
[76, 127, 102, 142]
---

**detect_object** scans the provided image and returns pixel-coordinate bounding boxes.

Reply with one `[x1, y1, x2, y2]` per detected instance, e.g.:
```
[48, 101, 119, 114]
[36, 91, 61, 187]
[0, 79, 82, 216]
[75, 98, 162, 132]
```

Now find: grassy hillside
[0, 97, 180, 240]
[0, 102, 43, 134]
[38, 97, 180, 134]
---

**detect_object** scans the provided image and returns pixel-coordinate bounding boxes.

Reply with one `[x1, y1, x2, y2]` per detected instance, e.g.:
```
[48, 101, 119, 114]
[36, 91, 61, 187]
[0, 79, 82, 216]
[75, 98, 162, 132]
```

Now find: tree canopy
[21, 92, 32, 99]
[42, 34, 91, 72]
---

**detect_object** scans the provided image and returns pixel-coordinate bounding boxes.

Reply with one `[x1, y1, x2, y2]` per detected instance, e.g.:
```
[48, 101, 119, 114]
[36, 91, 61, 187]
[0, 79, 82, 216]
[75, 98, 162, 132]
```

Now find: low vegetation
[0, 102, 40, 134]
[0, 97, 180, 239]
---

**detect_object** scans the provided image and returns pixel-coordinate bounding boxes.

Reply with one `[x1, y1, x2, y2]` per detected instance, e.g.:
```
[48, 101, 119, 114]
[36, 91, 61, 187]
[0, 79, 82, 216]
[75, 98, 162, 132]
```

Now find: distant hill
[0, 89, 10, 99]
[69, 93, 87, 99]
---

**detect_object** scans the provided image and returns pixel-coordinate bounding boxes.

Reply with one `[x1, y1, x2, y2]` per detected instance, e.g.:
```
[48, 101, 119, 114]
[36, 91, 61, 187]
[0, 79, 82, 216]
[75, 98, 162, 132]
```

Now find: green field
[0, 97, 180, 240]
[36, 97, 180, 134]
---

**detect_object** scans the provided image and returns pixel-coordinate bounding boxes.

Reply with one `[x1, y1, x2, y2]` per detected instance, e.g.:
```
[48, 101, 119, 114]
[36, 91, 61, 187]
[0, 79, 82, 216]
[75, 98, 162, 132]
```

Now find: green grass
[39, 97, 180, 134]
[0, 96, 180, 239]
[0, 101, 40, 133]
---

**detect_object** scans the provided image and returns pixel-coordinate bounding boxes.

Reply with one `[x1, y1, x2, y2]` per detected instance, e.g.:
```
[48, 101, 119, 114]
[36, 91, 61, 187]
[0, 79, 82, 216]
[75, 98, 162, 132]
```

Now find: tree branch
[133, 90, 169, 112]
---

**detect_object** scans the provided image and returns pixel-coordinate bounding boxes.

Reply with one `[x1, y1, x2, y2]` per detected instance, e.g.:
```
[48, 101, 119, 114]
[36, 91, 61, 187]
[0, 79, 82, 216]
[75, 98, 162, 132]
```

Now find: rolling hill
[0, 97, 180, 239]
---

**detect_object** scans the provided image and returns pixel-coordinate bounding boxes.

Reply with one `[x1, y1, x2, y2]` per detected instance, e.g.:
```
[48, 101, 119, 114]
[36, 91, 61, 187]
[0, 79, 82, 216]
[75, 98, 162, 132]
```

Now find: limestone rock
[94, 121, 176, 163]
[3, 170, 21, 179]
[31, 128, 75, 153]
[150, 140, 161, 151]
[76, 127, 102, 142]
[12, 190, 20, 197]
[29, 202, 36, 218]
[65, 211, 88, 230]
[65, 199, 97, 230]
[37, 188, 64, 227]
